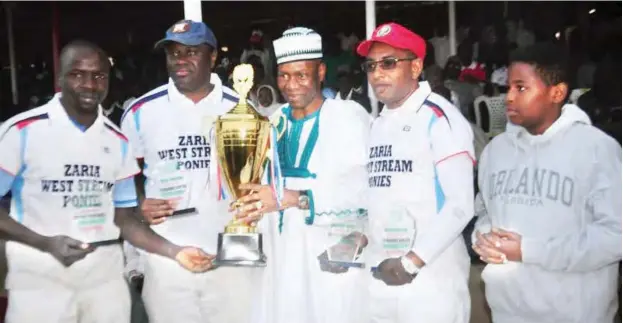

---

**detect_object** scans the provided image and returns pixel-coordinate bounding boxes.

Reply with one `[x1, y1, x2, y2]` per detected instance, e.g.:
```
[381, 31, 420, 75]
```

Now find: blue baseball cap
[154, 20, 218, 49]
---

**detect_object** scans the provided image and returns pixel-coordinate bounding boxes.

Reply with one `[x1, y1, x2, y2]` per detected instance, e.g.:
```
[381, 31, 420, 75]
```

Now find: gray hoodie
[473, 104, 622, 323]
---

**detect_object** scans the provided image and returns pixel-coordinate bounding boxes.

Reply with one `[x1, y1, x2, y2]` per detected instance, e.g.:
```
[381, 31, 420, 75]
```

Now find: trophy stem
[225, 223, 257, 234]
[227, 200, 257, 234]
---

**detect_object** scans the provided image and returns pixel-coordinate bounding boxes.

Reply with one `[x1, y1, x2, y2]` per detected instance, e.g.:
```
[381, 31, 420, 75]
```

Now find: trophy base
[214, 232, 267, 267]
[214, 258, 267, 267]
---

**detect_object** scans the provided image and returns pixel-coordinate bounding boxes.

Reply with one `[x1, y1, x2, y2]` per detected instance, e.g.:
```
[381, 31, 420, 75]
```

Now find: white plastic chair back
[473, 95, 486, 130]
[474, 95, 507, 138]
[569, 88, 590, 104]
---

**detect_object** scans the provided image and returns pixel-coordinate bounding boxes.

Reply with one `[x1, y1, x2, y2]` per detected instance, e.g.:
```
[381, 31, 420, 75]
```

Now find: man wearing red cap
[357, 23, 475, 323]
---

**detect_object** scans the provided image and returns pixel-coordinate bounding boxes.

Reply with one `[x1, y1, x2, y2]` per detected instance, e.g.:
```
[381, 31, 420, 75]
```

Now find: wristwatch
[297, 191, 310, 210]
[400, 256, 421, 276]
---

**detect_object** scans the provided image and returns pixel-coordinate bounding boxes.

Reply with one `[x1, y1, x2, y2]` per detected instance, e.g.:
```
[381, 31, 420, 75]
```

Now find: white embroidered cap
[273, 27, 323, 65]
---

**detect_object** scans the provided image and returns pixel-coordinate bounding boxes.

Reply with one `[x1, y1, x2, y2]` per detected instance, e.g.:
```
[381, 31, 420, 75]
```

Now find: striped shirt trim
[114, 199, 138, 206]
[435, 150, 476, 166]
[103, 122, 129, 142]
[0, 113, 49, 140]
[15, 113, 49, 130]
[120, 89, 168, 123]
[223, 92, 238, 103]
[423, 100, 450, 128]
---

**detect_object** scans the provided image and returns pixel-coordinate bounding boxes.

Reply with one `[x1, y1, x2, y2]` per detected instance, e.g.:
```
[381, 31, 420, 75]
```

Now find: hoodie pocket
[482, 263, 577, 321]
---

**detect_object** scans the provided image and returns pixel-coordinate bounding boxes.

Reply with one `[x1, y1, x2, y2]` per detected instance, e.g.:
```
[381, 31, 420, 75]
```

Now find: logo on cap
[172, 22, 190, 34]
[376, 25, 392, 37]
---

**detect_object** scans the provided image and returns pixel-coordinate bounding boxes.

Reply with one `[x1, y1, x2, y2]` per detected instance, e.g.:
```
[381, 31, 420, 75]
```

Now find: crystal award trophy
[323, 208, 368, 268]
[150, 159, 196, 216]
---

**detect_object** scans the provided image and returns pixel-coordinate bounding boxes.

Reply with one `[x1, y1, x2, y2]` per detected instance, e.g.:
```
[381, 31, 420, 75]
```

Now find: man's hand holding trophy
[211, 63, 282, 267]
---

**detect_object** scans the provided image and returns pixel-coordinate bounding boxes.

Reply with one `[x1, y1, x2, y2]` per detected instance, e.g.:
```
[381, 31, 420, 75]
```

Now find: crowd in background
[0, 4, 620, 323]
[0, 9, 619, 187]
[1, 13, 620, 141]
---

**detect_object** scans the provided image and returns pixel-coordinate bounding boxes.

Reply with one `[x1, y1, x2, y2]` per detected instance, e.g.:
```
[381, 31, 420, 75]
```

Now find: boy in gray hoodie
[472, 42, 622, 323]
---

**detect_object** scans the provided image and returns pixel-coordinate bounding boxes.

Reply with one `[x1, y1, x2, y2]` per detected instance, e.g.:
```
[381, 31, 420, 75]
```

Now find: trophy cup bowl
[213, 64, 270, 267]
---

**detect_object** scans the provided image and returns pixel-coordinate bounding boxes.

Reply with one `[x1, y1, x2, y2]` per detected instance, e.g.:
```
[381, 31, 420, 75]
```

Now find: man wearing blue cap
[121, 20, 257, 323]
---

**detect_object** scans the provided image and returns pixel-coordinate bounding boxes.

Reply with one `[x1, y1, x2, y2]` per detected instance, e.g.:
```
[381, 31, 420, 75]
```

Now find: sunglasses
[361, 57, 416, 73]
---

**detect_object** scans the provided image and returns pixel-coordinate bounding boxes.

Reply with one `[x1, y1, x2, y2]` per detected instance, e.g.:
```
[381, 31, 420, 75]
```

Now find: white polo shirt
[0, 94, 139, 289]
[367, 81, 475, 274]
[121, 74, 240, 253]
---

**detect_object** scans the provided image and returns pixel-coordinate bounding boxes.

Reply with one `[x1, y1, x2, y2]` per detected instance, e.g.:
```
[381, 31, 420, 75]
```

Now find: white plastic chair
[569, 88, 590, 105]
[473, 94, 507, 138]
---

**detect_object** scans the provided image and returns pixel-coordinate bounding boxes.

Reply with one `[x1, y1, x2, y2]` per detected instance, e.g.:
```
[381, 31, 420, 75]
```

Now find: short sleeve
[120, 109, 145, 159]
[0, 170, 15, 197]
[113, 177, 137, 208]
[117, 140, 141, 181]
[0, 124, 23, 175]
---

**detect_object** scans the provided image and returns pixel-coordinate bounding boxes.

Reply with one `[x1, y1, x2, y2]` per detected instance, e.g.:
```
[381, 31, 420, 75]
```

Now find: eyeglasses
[361, 57, 416, 73]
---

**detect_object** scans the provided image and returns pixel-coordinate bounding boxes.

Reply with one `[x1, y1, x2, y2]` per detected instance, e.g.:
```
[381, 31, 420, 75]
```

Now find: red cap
[356, 23, 426, 60]
[250, 34, 262, 43]
[250, 30, 263, 44]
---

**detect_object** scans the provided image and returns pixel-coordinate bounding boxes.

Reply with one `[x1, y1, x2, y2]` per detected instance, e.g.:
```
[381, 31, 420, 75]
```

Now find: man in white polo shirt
[0, 40, 212, 323]
[120, 20, 256, 323]
[358, 23, 475, 323]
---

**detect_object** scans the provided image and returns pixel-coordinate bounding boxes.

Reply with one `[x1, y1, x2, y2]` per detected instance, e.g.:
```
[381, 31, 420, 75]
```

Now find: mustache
[77, 91, 99, 96]
[76, 91, 102, 98]
[170, 64, 193, 71]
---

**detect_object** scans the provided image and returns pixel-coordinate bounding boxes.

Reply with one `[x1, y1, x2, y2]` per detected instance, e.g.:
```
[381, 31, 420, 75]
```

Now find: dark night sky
[0, 1, 620, 66]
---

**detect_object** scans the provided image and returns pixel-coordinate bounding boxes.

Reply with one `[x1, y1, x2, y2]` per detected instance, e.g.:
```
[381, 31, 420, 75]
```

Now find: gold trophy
[213, 64, 271, 267]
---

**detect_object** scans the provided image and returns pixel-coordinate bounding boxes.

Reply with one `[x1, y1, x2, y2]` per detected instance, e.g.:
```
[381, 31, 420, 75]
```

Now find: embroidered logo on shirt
[103, 147, 110, 154]
[403, 125, 411, 132]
